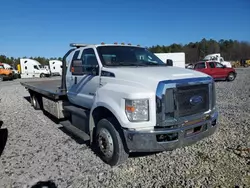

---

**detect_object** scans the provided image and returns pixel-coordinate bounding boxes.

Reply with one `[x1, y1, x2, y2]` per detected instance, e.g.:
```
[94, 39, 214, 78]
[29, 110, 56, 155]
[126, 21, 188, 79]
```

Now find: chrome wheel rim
[229, 74, 234, 80]
[98, 128, 114, 158]
[32, 96, 36, 106]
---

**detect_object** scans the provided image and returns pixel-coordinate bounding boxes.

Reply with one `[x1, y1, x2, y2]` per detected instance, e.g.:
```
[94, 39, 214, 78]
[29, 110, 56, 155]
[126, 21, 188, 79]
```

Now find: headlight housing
[125, 99, 149, 122]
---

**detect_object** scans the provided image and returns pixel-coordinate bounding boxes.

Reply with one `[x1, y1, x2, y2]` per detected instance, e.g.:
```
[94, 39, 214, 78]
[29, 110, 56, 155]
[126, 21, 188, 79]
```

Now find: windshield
[96, 46, 165, 67]
[0, 65, 4, 69]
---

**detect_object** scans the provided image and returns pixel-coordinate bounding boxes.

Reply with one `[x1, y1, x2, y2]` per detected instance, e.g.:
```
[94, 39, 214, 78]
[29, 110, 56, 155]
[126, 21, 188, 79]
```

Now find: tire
[31, 93, 41, 110]
[95, 118, 129, 166]
[0, 75, 3, 82]
[0, 128, 8, 157]
[227, 72, 235, 81]
[40, 73, 45, 78]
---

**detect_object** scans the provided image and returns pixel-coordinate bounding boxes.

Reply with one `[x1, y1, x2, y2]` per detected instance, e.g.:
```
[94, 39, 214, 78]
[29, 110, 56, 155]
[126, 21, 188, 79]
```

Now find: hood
[102, 66, 211, 91]
[221, 61, 232, 68]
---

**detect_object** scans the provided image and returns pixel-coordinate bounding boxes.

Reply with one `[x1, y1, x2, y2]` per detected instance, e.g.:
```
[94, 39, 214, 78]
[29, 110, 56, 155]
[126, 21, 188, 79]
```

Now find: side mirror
[71, 60, 84, 75]
[166, 59, 173, 66]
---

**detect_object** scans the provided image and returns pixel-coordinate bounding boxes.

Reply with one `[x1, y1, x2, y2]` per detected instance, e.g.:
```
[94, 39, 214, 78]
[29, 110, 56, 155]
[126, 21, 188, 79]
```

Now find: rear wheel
[227, 72, 235, 81]
[30, 93, 42, 110]
[95, 118, 129, 166]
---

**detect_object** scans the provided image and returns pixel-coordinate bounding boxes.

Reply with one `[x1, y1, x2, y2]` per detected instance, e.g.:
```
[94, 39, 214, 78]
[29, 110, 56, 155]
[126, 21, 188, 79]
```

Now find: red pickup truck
[193, 61, 237, 81]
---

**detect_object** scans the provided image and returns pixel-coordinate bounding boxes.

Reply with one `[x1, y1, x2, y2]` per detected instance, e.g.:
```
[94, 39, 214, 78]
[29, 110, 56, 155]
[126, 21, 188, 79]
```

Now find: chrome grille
[155, 77, 214, 127]
[175, 84, 209, 117]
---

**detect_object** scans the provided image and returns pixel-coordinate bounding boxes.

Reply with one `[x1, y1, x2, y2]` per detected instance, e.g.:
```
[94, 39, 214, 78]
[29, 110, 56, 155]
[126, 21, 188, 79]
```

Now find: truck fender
[89, 101, 125, 143]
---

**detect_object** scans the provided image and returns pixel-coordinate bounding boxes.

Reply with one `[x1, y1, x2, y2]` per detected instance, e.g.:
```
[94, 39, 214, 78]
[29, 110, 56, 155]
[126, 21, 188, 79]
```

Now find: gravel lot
[0, 69, 250, 188]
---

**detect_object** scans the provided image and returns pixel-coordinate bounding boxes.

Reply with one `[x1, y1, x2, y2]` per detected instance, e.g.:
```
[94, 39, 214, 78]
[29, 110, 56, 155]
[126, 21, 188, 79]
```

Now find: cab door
[66, 48, 100, 109]
[33, 65, 41, 77]
[206, 61, 218, 78]
[214, 62, 228, 78]
[194, 62, 209, 74]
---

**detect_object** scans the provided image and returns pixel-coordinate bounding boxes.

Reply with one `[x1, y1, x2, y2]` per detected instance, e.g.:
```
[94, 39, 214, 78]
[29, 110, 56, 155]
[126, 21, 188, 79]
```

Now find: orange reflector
[126, 106, 135, 112]
[71, 67, 74, 72]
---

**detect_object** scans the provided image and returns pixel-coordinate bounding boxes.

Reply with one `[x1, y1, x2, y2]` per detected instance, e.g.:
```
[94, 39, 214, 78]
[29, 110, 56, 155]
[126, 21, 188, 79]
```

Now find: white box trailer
[49, 60, 62, 76]
[19, 58, 51, 78]
[154, 52, 185, 68]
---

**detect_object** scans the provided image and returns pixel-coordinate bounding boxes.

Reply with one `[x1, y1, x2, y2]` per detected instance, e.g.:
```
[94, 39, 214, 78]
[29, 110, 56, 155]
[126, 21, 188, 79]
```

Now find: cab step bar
[61, 105, 90, 141]
[60, 120, 90, 141]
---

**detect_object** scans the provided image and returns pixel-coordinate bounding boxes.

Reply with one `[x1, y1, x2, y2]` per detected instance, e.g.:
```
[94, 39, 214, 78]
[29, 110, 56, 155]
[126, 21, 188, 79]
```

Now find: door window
[209, 62, 215, 68]
[215, 62, 224, 68]
[34, 65, 39, 70]
[194, 62, 206, 69]
[81, 48, 99, 74]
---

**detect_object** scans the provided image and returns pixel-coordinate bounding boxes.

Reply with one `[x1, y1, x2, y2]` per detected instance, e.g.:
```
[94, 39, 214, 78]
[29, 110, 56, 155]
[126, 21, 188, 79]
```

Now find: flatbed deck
[20, 79, 67, 100]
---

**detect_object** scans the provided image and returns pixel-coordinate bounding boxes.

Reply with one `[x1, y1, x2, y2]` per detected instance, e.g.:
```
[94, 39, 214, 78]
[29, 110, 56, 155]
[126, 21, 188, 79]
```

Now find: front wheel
[227, 72, 235, 81]
[95, 118, 129, 166]
[40, 73, 45, 78]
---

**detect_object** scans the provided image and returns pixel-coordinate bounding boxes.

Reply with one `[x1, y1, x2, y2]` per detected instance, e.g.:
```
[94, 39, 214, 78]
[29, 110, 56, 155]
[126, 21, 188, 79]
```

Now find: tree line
[1, 38, 250, 67]
[147, 38, 250, 64]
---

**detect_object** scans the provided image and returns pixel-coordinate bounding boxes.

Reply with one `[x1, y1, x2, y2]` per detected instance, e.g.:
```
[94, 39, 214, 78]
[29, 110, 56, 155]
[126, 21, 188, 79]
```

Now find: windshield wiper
[138, 60, 166, 66]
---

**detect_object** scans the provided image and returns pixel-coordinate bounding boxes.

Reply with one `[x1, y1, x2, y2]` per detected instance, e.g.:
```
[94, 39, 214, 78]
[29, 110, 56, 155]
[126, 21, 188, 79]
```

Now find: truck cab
[21, 43, 219, 166]
[49, 60, 62, 76]
[203, 53, 232, 68]
[194, 61, 237, 81]
[0, 63, 13, 81]
[19, 58, 51, 78]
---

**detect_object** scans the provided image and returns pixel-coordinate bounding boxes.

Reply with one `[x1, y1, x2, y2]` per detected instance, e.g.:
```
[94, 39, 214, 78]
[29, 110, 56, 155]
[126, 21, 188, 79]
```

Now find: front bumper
[123, 110, 219, 152]
[2, 74, 13, 80]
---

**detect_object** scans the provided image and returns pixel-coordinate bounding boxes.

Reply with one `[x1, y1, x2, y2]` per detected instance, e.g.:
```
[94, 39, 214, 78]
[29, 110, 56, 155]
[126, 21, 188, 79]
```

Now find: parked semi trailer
[20, 43, 219, 166]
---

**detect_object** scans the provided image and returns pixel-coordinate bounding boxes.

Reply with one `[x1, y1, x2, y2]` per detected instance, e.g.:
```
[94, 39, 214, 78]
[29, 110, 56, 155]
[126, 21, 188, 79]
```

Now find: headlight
[125, 99, 149, 122]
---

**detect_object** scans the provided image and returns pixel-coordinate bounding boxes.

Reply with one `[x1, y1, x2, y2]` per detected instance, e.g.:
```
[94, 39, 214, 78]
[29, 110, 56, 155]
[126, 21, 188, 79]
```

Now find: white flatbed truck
[21, 43, 219, 166]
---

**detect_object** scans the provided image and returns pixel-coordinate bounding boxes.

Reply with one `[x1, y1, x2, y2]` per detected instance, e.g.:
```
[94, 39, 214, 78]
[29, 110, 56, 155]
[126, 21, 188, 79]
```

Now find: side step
[60, 120, 90, 141]
[64, 105, 89, 118]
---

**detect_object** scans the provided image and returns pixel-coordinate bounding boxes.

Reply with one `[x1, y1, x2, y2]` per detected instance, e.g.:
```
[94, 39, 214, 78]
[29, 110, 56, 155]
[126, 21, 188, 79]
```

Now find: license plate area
[185, 124, 207, 137]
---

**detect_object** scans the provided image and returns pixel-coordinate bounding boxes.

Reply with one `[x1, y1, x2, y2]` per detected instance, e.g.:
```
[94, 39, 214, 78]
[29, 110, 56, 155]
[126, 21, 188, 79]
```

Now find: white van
[154, 52, 185, 68]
